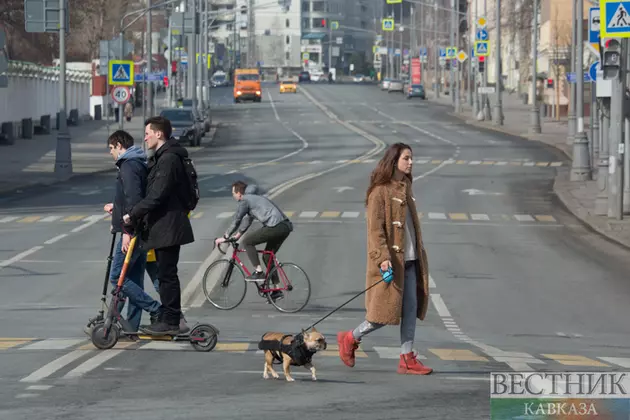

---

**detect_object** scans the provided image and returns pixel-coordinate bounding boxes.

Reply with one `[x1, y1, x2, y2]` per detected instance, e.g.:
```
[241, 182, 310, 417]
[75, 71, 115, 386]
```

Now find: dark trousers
[242, 222, 291, 283]
[154, 245, 181, 325]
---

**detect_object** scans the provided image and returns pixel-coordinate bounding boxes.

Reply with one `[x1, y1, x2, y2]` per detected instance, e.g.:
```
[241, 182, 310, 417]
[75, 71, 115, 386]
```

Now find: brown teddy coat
[364, 177, 430, 325]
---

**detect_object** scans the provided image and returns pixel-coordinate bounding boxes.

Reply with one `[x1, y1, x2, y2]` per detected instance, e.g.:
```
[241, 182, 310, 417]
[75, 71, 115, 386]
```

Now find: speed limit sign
[111, 86, 131, 104]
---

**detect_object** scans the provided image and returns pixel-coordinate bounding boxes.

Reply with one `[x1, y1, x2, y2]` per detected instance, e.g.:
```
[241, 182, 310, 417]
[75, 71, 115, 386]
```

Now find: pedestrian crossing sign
[601, 0, 630, 37]
[446, 46, 457, 58]
[108, 60, 134, 86]
[382, 18, 394, 31]
[474, 40, 490, 56]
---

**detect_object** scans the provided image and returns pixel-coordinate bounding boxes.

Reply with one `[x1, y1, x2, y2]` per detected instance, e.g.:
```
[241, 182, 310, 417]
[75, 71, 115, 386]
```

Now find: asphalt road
[1, 82, 630, 419]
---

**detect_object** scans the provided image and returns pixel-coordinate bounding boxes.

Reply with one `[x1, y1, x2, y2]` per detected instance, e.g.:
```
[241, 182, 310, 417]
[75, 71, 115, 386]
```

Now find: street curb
[0, 128, 218, 199]
[553, 171, 630, 250]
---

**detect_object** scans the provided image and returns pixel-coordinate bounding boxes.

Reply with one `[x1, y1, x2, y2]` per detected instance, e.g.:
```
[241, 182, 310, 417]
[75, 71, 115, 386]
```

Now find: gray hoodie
[225, 184, 293, 236]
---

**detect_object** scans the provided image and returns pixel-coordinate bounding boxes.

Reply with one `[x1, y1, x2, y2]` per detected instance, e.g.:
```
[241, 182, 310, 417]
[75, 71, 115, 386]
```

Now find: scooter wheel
[91, 322, 120, 350]
[189, 324, 219, 352]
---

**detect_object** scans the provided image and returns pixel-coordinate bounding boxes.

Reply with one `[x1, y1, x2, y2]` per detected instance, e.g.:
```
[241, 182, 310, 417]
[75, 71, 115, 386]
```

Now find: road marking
[598, 357, 630, 367]
[342, 211, 360, 218]
[44, 233, 69, 245]
[62, 215, 86, 222]
[429, 349, 488, 361]
[63, 349, 125, 379]
[20, 349, 89, 383]
[39, 215, 63, 222]
[321, 343, 368, 358]
[449, 213, 469, 220]
[216, 343, 249, 353]
[192, 212, 204, 219]
[26, 385, 52, 391]
[299, 211, 319, 218]
[20, 338, 85, 350]
[320, 211, 341, 218]
[430, 294, 452, 317]
[15, 394, 39, 398]
[0, 216, 19, 223]
[138, 341, 191, 350]
[217, 212, 233, 219]
[542, 354, 609, 367]
[71, 214, 107, 233]
[428, 212, 447, 220]
[470, 214, 490, 221]
[18, 216, 41, 223]
[514, 214, 535, 222]
[373, 346, 426, 360]
[0, 246, 44, 269]
[429, 275, 436, 288]
[0, 339, 33, 349]
[535, 214, 556, 222]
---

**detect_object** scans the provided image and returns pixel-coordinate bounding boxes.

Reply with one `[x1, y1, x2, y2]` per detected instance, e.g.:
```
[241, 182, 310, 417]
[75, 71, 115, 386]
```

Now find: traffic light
[164, 76, 169, 87]
[603, 38, 622, 80]
[321, 19, 326, 27]
[478, 56, 485, 73]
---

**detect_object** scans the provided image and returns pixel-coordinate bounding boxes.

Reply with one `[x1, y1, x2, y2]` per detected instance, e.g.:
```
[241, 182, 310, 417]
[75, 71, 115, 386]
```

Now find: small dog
[258, 328, 327, 382]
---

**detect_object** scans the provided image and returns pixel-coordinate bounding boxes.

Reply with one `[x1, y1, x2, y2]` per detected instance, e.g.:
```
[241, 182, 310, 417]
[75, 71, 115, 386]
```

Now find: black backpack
[180, 156, 200, 211]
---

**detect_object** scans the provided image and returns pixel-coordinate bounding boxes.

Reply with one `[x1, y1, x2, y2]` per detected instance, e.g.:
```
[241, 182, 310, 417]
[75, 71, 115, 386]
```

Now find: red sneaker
[397, 351, 433, 375]
[336, 330, 360, 368]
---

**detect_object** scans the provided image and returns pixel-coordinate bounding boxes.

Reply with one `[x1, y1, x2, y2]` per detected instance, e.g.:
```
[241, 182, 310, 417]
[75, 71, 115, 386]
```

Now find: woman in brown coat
[336, 143, 432, 375]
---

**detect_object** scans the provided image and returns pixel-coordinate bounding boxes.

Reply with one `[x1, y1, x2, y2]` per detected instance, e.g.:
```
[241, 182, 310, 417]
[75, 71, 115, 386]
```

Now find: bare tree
[549, 5, 570, 120]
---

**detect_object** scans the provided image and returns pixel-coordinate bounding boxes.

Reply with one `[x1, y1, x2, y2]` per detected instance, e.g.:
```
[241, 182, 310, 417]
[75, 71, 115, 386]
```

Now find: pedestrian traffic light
[164, 76, 169, 87]
[321, 19, 326, 27]
[603, 38, 622, 80]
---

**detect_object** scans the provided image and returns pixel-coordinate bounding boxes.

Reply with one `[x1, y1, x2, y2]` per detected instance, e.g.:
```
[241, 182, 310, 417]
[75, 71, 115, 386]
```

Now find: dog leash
[302, 279, 385, 332]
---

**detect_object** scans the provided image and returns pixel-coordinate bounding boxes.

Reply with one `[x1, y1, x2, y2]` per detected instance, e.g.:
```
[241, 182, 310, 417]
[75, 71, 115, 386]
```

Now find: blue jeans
[109, 237, 161, 332]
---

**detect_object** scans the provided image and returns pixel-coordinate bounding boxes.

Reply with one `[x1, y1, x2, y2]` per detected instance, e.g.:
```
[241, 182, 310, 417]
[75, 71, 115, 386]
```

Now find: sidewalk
[0, 114, 145, 196]
[427, 88, 630, 249]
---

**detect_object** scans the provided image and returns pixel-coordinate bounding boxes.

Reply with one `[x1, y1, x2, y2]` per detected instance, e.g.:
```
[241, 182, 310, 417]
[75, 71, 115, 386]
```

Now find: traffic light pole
[568, 0, 577, 144]
[529, 0, 541, 134]
[492, 0, 503, 125]
[55, 0, 72, 176]
[607, 39, 625, 219]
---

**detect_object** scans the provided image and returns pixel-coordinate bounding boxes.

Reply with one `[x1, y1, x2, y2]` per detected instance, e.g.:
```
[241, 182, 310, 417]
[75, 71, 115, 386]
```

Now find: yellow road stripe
[320, 211, 341, 218]
[63, 215, 86, 222]
[542, 354, 609, 367]
[482, 161, 495, 165]
[215, 343, 249, 353]
[456, 160, 467, 164]
[430, 160, 443, 164]
[509, 161, 522, 166]
[284, 211, 295, 217]
[534, 215, 556, 222]
[321, 344, 367, 358]
[448, 213, 469, 220]
[0, 339, 34, 350]
[18, 216, 41, 223]
[536, 162, 549, 166]
[429, 349, 488, 361]
[192, 212, 204, 219]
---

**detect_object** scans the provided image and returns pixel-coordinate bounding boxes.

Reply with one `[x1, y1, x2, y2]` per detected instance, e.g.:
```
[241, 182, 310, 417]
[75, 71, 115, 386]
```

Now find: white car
[353, 74, 365, 83]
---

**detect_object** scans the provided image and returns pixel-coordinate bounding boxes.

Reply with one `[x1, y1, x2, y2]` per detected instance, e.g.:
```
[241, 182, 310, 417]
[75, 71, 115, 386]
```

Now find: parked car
[179, 99, 211, 133]
[387, 80, 404, 93]
[381, 78, 391, 90]
[159, 108, 203, 147]
[406, 84, 426, 99]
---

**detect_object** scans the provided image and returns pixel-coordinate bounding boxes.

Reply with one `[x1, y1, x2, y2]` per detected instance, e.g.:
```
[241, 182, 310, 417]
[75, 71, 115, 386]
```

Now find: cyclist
[214, 181, 292, 301]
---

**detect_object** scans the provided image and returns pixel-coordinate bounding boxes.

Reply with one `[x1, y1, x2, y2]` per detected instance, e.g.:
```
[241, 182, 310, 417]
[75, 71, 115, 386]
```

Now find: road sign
[474, 41, 490, 56]
[439, 48, 446, 57]
[457, 51, 468, 63]
[446, 46, 457, 58]
[331, 21, 339, 30]
[111, 86, 131, 104]
[589, 61, 600, 81]
[302, 52, 309, 60]
[108, 60, 134, 86]
[419, 47, 427, 56]
[478, 86, 495, 94]
[24, 0, 70, 33]
[395, 48, 401, 56]
[336, 37, 343, 44]
[476, 16, 487, 27]
[476, 28, 489, 41]
[382, 18, 394, 31]
[601, 0, 630, 38]
[590, 7, 601, 43]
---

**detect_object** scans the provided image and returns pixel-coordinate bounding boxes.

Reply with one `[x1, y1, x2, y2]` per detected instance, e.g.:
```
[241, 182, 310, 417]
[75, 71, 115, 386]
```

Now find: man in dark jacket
[123, 116, 194, 335]
[105, 130, 162, 334]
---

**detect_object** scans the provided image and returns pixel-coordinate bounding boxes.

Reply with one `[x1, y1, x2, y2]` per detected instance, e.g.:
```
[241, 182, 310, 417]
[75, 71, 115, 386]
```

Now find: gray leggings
[352, 260, 418, 355]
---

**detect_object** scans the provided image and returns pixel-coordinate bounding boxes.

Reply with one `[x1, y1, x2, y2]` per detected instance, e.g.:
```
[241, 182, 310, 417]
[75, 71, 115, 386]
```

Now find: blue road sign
[109, 61, 133, 86]
[471, 47, 476, 57]
[474, 41, 489, 55]
[589, 7, 601, 43]
[476, 28, 489, 41]
[135, 72, 166, 82]
[589, 61, 600, 81]
[567, 72, 591, 83]
[604, 1, 630, 36]
[439, 48, 446, 57]
[419, 47, 427, 56]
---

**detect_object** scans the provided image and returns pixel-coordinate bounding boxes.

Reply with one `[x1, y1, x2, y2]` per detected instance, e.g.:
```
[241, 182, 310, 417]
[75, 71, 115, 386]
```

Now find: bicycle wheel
[202, 259, 247, 310]
[266, 262, 311, 313]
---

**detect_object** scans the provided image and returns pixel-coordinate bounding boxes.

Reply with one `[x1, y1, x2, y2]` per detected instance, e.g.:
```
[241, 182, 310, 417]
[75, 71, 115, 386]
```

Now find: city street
[1, 83, 630, 419]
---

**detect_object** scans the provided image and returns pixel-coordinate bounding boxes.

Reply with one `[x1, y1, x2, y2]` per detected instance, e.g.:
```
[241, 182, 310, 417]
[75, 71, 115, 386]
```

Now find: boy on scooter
[105, 130, 162, 335]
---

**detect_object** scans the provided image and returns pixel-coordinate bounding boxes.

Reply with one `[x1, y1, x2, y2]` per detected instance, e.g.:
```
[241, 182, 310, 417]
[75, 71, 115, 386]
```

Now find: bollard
[68, 109, 79, 126]
[22, 118, 33, 139]
[40, 115, 51, 134]
[94, 105, 102, 121]
[1, 122, 15, 145]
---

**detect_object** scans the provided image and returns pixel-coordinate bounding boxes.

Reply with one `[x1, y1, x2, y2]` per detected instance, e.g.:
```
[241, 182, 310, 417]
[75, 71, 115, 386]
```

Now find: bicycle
[202, 237, 311, 313]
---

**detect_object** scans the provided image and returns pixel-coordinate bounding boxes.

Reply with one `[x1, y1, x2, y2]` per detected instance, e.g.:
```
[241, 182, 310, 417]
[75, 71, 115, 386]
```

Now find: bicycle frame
[225, 242, 292, 294]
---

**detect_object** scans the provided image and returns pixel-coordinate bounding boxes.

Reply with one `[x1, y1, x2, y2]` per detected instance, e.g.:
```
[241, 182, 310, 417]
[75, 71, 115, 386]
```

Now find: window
[286, 35, 290, 44]
[302, 1, 309, 11]
[312, 1, 325, 12]
[312, 18, 326, 28]
[227, 23, 233, 31]
[240, 5, 247, 14]
[237, 74, 260, 81]
[286, 18, 290, 28]
[286, 52, 290, 60]
[302, 17, 309, 28]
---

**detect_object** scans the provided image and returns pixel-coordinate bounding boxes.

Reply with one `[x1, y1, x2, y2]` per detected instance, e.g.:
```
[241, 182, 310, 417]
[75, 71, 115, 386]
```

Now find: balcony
[211, 0, 236, 6]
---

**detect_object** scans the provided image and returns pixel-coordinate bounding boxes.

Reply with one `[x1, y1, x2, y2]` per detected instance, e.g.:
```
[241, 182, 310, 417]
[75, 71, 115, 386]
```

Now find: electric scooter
[84, 231, 118, 335]
[90, 235, 219, 352]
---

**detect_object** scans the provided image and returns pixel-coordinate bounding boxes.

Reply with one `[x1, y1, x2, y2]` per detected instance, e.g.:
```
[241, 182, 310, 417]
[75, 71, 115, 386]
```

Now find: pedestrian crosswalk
[3, 337, 629, 369]
[208, 158, 565, 168]
[0, 211, 560, 226]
